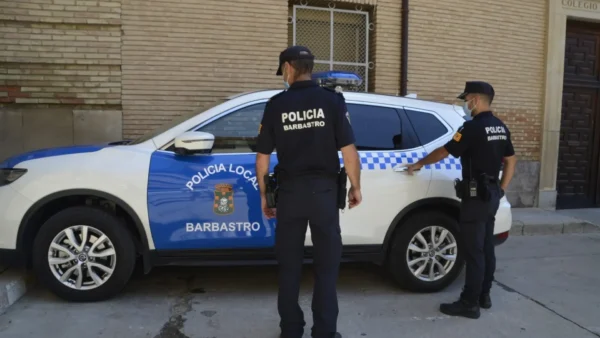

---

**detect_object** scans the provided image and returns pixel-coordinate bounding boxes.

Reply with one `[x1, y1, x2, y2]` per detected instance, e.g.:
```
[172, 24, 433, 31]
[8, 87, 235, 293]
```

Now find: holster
[454, 178, 464, 199]
[264, 166, 279, 208]
[455, 175, 497, 202]
[337, 167, 348, 209]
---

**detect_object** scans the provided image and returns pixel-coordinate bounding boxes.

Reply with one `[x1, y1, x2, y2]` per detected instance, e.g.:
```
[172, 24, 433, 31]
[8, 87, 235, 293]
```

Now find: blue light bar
[312, 70, 363, 90]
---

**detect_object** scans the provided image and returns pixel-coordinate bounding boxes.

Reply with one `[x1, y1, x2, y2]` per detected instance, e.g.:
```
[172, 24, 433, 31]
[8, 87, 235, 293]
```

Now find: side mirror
[174, 131, 214, 155]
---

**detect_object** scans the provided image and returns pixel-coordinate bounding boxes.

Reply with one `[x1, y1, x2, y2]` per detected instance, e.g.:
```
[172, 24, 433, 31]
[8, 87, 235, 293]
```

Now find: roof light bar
[312, 71, 363, 92]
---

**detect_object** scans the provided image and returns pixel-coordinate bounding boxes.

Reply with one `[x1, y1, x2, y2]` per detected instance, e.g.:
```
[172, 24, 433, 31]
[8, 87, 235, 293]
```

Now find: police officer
[255, 45, 362, 338]
[405, 81, 517, 319]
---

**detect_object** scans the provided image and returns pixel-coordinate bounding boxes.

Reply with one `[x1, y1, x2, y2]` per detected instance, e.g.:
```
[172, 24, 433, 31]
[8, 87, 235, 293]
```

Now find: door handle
[393, 164, 421, 173]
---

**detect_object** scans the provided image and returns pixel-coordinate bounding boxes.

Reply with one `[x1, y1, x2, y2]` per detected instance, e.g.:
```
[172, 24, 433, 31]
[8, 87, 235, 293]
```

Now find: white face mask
[463, 99, 475, 116]
[283, 66, 290, 89]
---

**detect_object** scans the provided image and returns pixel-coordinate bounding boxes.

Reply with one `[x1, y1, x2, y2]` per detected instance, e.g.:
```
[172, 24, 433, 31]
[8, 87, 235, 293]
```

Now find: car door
[319, 102, 433, 246]
[147, 100, 278, 251]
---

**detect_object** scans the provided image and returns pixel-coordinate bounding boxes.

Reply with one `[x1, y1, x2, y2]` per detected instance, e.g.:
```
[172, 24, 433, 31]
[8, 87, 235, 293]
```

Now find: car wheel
[32, 206, 136, 302]
[387, 210, 464, 292]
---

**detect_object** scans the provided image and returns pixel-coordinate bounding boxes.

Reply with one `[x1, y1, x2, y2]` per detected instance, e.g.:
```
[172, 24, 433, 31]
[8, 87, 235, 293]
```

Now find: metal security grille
[292, 5, 370, 91]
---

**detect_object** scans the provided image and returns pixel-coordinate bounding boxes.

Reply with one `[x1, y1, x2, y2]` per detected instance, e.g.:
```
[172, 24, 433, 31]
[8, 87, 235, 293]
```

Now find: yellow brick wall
[1, 0, 547, 163]
[0, 0, 123, 159]
[121, 0, 289, 139]
[371, 0, 401, 95]
[406, 0, 547, 161]
[0, 0, 122, 107]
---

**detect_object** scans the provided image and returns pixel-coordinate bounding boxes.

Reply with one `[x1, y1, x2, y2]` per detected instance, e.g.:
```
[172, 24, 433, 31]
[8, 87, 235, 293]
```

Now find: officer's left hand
[261, 195, 276, 219]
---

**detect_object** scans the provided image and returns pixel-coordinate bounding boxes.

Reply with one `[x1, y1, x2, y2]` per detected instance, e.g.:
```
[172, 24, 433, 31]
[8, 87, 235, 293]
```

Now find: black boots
[480, 293, 492, 309]
[440, 294, 492, 319]
[440, 299, 481, 319]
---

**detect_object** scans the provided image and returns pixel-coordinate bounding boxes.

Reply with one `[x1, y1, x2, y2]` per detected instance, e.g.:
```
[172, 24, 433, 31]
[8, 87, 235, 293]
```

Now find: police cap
[457, 81, 495, 103]
[276, 45, 315, 75]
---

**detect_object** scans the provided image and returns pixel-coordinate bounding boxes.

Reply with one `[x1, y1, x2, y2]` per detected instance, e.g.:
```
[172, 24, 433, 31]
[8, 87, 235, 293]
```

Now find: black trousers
[458, 183, 501, 305]
[275, 176, 342, 338]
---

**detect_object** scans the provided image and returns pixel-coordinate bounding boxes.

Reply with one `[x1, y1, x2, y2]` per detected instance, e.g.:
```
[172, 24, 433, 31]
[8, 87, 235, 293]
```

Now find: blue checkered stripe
[338, 151, 462, 171]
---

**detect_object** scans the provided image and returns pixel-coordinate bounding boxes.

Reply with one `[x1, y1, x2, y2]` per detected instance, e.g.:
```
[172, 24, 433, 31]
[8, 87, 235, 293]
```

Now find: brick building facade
[1, 0, 600, 209]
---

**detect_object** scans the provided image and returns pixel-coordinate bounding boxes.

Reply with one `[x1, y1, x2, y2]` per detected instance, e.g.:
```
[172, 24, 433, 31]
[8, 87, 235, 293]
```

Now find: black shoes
[311, 332, 342, 338]
[439, 299, 481, 319]
[480, 293, 492, 309]
[281, 330, 341, 338]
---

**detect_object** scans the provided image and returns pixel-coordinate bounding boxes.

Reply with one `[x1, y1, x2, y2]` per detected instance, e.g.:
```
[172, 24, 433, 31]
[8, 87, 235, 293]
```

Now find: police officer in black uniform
[406, 81, 517, 319]
[255, 45, 363, 338]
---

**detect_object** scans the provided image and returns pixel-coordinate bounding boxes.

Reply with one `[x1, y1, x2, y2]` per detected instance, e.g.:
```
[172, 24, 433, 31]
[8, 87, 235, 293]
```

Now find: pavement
[0, 233, 599, 338]
[0, 207, 599, 323]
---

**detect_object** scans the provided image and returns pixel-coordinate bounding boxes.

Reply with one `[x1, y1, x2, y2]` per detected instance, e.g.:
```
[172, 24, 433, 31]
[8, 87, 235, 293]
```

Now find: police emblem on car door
[214, 183, 234, 215]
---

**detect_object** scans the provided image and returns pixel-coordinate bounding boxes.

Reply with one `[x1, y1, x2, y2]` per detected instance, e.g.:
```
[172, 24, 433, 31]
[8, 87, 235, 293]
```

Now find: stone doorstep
[0, 269, 35, 316]
[510, 221, 600, 236]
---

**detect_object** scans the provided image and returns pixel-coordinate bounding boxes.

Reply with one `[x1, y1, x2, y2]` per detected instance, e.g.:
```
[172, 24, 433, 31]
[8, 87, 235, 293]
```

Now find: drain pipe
[400, 0, 409, 96]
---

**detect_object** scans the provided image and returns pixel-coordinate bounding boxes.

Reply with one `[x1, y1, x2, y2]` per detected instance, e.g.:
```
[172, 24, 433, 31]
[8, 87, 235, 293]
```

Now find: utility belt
[264, 166, 347, 210]
[454, 174, 499, 202]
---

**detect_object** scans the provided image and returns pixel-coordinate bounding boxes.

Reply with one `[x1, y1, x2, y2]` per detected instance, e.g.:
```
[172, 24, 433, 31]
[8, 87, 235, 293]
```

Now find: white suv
[0, 88, 512, 302]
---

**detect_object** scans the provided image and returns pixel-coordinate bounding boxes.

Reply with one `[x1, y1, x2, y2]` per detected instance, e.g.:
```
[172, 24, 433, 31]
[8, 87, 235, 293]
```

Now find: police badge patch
[213, 183, 234, 215]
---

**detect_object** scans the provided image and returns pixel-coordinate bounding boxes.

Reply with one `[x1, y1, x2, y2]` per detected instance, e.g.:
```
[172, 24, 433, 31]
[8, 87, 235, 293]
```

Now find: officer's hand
[261, 195, 276, 219]
[348, 186, 362, 209]
[406, 162, 423, 176]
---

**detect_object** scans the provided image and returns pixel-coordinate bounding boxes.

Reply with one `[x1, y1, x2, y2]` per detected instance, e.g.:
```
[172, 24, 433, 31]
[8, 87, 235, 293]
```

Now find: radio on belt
[311, 70, 363, 92]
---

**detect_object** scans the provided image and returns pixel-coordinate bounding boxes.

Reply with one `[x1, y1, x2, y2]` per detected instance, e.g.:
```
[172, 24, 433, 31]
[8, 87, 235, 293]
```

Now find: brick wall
[406, 0, 547, 161]
[0, 0, 123, 160]
[120, 0, 289, 139]
[1, 0, 547, 165]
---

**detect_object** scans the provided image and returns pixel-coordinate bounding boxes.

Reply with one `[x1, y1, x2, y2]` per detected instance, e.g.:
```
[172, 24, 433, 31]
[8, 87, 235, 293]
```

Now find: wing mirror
[174, 131, 214, 155]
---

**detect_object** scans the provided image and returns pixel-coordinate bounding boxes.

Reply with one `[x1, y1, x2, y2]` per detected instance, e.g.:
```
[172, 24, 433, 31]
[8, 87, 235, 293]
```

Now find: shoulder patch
[453, 131, 462, 142]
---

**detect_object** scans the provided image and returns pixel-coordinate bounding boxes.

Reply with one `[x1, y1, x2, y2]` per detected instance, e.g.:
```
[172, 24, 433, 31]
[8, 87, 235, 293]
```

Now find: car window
[346, 103, 403, 150]
[403, 109, 449, 146]
[196, 102, 266, 153]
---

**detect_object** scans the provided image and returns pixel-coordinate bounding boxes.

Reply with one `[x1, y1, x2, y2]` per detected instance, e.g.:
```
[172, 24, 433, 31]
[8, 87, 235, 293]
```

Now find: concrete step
[510, 207, 600, 236]
[0, 267, 34, 315]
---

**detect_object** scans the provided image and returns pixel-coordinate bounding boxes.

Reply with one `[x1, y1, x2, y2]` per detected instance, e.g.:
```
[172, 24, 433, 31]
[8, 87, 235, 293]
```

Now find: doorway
[557, 20, 600, 209]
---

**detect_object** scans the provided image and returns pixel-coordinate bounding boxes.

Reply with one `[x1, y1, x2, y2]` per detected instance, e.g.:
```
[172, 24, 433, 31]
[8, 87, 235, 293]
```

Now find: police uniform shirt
[256, 80, 355, 176]
[443, 111, 515, 180]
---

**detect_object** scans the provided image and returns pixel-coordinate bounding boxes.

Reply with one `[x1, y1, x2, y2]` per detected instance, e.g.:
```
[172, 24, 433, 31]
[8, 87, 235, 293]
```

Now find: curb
[0, 269, 35, 315]
[510, 221, 600, 236]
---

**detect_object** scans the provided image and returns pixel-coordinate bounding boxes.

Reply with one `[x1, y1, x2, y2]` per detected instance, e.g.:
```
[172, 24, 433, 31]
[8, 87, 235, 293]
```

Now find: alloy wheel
[405, 225, 457, 282]
[47, 225, 117, 290]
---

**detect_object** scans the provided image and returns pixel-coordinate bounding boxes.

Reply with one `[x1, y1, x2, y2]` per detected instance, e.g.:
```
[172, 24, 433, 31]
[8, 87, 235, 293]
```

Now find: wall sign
[563, 0, 600, 11]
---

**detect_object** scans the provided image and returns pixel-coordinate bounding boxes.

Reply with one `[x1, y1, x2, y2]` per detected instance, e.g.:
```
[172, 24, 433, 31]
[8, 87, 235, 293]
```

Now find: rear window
[346, 103, 403, 150]
[404, 109, 449, 145]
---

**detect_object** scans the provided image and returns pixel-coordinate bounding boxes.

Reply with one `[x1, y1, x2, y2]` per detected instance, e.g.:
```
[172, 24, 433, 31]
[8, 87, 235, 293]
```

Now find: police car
[0, 71, 512, 302]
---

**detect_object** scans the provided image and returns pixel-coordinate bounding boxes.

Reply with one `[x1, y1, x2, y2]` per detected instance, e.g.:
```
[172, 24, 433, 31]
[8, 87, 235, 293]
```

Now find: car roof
[145, 88, 466, 149]
[231, 88, 457, 109]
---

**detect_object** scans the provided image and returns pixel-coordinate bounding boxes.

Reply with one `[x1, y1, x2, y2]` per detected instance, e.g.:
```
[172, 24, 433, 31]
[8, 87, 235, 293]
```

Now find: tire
[387, 210, 464, 293]
[32, 206, 136, 302]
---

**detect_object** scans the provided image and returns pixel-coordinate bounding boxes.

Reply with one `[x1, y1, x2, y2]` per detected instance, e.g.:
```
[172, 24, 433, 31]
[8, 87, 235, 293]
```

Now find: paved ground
[0, 233, 599, 338]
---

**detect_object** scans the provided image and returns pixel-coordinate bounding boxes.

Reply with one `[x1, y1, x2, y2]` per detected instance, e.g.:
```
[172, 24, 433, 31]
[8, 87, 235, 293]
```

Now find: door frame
[539, 0, 600, 209]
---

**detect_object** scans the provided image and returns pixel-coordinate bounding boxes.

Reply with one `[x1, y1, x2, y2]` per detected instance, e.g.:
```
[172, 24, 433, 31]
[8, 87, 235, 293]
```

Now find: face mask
[463, 99, 475, 116]
[283, 67, 290, 89]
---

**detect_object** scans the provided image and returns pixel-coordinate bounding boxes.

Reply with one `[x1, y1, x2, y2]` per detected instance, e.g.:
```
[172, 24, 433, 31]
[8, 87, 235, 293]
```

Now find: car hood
[0, 141, 129, 168]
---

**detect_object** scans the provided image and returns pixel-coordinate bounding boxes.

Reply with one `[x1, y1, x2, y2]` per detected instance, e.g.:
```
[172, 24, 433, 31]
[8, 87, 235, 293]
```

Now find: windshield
[128, 98, 229, 145]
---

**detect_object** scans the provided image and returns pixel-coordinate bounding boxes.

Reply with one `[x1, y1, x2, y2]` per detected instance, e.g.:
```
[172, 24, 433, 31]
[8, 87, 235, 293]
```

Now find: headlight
[0, 168, 27, 186]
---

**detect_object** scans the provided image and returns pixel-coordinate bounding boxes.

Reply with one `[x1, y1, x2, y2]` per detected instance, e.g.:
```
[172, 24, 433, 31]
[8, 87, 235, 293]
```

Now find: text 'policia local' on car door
[147, 102, 278, 250]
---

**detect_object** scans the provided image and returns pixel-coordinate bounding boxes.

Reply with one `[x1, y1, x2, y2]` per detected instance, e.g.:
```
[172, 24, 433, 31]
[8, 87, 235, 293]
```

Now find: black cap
[276, 45, 315, 75]
[457, 81, 495, 102]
